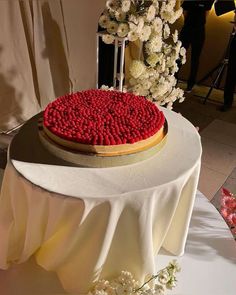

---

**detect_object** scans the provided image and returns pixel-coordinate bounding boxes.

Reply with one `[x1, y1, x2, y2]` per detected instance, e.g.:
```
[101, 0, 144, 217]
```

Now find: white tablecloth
[1, 192, 236, 295]
[0, 108, 202, 293]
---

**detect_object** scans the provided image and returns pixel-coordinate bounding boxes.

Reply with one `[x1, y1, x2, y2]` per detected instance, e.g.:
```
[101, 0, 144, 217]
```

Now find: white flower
[102, 34, 115, 44]
[132, 84, 149, 96]
[100, 0, 186, 107]
[168, 260, 181, 274]
[145, 36, 162, 54]
[170, 62, 178, 74]
[152, 81, 170, 96]
[146, 53, 159, 67]
[127, 30, 139, 42]
[129, 60, 146, 79]
[167, 101, 173, 110]
[152, 17, 163, 33]
[160, 5, 183, 24]
[146, 5, 156, 22]
[179, 95, 185, 103]
[180, 47, 186, 64]
[107, 21, 118, 34]
[163, 24, 170, 39]
[99, 14, 110, 29]
[141, 79, 152, 90]
[172, 29, 178, 43]
[115, 9, 126, 22]
[121, 0, 131, 13]
[117, 23, 129, 37]
[100, 85, 109, 90]
[154, 284, 165, 295]
[139, 25, 151, 42]
[136, 17, 145, 34]
[100, 85, 115, 91]
[106, 0, 119, 11]
[129, 77, 137, 86]
[152, 0, 159, 11]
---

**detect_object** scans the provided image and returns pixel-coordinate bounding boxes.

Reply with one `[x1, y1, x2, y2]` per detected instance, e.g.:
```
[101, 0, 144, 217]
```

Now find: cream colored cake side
[43, 124, 165, 156]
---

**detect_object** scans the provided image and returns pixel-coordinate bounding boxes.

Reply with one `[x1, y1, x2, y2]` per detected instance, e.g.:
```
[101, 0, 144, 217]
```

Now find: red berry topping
[43, 90, 165, 145]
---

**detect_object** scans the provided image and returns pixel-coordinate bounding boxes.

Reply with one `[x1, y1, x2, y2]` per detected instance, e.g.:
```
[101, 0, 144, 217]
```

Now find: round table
[0, 108, 202, 293]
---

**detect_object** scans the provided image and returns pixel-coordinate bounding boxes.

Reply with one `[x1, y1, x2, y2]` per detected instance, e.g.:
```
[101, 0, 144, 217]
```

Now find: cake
[40, 89, 167, 167]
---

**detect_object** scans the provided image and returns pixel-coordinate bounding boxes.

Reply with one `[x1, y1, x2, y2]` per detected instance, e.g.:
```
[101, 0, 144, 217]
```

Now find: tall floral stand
[96, 31, 127, 91]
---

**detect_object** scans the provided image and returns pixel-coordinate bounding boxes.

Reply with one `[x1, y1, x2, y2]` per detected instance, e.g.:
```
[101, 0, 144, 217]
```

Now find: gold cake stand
[38, 117, 168, 168]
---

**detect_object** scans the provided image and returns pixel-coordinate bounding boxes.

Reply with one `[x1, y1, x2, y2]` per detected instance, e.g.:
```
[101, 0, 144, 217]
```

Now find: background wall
[0, 0, 105, 131]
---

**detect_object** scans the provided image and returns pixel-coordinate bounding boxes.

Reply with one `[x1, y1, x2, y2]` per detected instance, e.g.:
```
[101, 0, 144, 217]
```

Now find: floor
[0, 83, 236, 201]
[173, 82, 236, 201]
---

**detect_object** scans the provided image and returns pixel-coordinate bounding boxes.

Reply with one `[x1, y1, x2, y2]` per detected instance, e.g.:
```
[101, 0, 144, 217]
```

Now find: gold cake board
[38, 119, 168, 168]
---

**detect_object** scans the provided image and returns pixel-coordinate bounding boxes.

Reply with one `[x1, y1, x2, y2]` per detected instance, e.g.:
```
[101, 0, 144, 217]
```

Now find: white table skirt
[0, 108, 202, 293]
[0, 192, 235, 295]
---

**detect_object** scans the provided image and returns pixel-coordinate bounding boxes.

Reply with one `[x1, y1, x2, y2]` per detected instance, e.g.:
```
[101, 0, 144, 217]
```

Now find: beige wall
[177, 9, 235, 85]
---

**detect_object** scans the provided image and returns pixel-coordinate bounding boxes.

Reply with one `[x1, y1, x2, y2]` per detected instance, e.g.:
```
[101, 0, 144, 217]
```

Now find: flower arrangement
[87, 260, 181, 295]
[98, 0, 186, 108]
[220, 188, 236, 239]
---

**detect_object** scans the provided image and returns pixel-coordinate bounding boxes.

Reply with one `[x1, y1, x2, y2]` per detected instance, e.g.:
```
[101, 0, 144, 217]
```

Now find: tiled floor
[0, 84, 236, 202]
[173, 83, 236, 201]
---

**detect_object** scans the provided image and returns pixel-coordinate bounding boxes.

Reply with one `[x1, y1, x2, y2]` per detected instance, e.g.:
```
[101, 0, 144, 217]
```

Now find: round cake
[40, 89, 167, 167]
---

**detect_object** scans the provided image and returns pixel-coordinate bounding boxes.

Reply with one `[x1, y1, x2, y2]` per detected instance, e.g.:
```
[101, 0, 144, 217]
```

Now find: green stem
[134, 268, 165, 292]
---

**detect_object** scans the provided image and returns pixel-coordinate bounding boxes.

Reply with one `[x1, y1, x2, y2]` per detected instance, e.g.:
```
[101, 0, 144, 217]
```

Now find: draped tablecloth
[0, 108, 202, 294]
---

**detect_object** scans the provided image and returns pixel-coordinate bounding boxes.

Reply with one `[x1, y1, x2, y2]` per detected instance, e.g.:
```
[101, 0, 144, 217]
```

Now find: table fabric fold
[0, 108, 202, 293]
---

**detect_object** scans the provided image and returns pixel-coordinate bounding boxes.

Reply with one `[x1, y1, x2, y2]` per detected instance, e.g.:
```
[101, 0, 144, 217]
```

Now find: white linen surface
[0, 109, 202, 293]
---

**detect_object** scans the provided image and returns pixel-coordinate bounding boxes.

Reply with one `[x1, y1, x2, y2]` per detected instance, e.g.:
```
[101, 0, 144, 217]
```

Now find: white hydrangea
[146, 53, 159, 67]
[129, 60, 146, 79]
[141, 79, 152, 90]
[145, 36, 162, 54]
